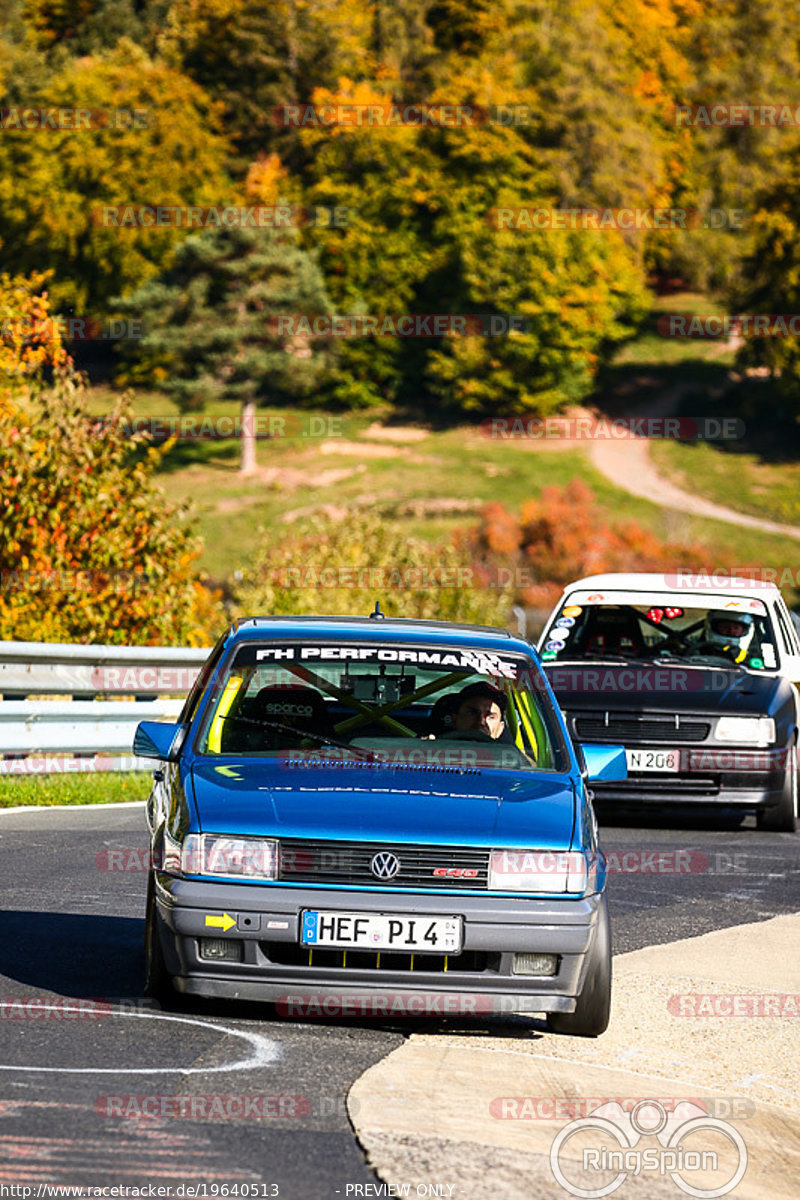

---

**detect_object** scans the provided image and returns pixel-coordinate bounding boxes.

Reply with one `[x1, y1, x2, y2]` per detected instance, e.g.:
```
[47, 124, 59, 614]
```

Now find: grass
[79, 294, 799, 597]
[650, 439, 800, 527]
[0, 772, 150, 808]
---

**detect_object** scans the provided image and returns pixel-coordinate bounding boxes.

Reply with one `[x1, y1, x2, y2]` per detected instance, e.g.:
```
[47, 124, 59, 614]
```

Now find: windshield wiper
[217, 715, 379, 761]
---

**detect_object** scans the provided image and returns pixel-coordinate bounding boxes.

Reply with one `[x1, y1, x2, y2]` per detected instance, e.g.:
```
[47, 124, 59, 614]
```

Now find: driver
[452, 682, 507, 740]
[698, 610, 756, 663]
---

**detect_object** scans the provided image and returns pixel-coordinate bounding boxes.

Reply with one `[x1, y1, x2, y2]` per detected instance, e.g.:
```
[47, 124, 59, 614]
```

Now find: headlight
[181, 833, 278, 880]
[715, 717, 776, 747]
[489, 849, 589, 893]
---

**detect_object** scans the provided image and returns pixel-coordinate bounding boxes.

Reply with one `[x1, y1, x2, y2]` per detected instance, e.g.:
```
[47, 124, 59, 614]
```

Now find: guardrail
[0, 640, 211, 775]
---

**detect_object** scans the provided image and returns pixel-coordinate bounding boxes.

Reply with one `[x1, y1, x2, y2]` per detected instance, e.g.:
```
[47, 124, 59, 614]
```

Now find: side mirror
[580, 743, 627, 782]
[134, 721, 186, 761]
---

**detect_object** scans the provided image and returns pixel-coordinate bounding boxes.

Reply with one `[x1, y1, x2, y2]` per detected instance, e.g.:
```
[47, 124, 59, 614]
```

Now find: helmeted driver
[699, 610, 755, 663]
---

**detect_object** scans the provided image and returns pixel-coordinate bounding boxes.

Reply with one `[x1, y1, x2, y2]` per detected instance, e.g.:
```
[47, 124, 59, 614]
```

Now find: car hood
[189, 760, 577, 848]
[544, 662, 782, 714]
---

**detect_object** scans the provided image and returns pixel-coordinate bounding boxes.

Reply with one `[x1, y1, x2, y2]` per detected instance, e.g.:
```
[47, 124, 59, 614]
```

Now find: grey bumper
[154, 875, 605, 1013]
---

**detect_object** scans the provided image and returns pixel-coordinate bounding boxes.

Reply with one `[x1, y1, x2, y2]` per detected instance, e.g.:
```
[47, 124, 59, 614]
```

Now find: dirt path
[588, 386, 800, 541]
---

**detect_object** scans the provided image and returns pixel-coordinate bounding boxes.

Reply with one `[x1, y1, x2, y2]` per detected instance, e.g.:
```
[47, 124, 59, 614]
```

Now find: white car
[537, 573, 800, 831]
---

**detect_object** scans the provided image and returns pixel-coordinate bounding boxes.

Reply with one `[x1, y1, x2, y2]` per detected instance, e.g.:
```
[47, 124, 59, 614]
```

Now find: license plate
[301, 910, 462, 953]
[626, 748, 681, 772]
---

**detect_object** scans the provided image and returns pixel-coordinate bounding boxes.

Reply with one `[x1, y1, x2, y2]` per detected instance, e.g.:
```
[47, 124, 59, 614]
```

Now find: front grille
[279, 839, 490, 889]
[574, 715, 711, 744]
[596, 776, 720, 796]
[263, 943, 491, 973]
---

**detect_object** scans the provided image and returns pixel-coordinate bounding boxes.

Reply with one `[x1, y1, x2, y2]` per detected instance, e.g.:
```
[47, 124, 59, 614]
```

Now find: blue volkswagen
[134, 614, 625, 1036]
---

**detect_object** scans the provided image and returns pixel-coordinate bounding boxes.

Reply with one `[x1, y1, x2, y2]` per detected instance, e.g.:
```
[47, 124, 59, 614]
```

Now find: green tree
[733, 150, 800, 419]
[0, 39, 232, 311]
[116, 223, 334, 472]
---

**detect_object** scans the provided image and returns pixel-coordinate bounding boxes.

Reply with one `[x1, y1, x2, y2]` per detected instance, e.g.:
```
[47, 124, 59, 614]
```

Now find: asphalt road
[0, 803, 798, 1197]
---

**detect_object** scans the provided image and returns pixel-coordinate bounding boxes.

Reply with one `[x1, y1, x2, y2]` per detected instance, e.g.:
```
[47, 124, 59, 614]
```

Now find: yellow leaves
[244, 154, 288, 206]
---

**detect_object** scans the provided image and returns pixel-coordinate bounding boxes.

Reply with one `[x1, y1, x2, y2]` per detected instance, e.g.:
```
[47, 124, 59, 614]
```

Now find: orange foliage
[0, 272, 71, 402]
[462, 480, 716, 610]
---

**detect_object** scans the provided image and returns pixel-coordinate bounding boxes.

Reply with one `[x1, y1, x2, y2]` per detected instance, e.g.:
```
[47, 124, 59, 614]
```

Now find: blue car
[134, 613, 626, 1036]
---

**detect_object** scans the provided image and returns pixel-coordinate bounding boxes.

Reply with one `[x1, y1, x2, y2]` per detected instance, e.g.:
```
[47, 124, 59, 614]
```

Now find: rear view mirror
[580, 743, 627, 782]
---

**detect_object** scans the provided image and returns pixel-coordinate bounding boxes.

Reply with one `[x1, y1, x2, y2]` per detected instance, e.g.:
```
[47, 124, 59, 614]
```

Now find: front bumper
[593, 746, 787, 808]
[154, 875, 605, 1014]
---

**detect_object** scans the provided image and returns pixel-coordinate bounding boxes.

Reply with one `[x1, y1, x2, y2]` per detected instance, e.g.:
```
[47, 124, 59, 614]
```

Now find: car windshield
[195, 640, 570, 772]
[541, 597, 778, 671]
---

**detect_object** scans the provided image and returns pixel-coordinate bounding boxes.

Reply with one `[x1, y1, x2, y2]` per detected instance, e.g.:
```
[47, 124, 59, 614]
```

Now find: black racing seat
[221, 685, 334, 752]
[578, 607, 646, 658]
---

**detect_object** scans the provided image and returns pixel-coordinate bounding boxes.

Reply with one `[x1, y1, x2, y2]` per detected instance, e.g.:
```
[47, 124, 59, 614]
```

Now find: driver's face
[712, 618, 748, 638]
[454, 698, 505, 739]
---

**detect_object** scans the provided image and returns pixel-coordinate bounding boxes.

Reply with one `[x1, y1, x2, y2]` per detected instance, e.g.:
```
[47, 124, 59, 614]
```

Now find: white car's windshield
[541, 597, 778, 671]
[196, 641, 570, 771]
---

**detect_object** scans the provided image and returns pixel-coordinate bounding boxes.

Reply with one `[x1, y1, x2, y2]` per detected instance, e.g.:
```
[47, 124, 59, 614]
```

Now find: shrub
[233, 513, 514, 627]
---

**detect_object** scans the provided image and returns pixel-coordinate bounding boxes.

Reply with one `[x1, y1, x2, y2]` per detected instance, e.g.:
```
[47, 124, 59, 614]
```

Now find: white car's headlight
[715, 717, 776, 747]
[489, 849, 589, 893]
[181, 833, 278, 880]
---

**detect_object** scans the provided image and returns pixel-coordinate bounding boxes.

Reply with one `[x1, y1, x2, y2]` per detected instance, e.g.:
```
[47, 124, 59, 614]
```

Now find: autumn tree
[0, 274, 222, 644]
[0, 39, 232, 311]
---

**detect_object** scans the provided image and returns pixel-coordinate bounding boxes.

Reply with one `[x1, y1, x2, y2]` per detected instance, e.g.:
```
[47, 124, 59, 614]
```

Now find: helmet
[703, 610, 755, 657]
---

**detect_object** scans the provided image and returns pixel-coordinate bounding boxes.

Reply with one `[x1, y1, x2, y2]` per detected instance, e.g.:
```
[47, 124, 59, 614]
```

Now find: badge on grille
[370, 851, 401, 881]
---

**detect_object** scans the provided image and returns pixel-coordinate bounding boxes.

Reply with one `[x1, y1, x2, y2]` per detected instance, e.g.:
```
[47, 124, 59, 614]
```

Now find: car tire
[144, 874, 175, 1004]
[546, 894, 611, 1038]
[756, 740, 798, 833]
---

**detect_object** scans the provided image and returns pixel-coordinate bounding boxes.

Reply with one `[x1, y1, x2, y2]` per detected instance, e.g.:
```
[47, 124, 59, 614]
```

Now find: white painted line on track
[0, 1005, 281, 1075]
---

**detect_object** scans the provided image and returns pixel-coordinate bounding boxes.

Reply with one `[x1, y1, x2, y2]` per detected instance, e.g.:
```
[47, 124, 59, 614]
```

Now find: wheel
[144, 874, 175, 1004]
[546, 893, 611, 1037]
[756, 740, 798, 832]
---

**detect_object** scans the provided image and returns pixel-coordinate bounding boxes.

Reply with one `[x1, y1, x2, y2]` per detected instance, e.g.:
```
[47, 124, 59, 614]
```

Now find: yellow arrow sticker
[205, 913, 236, 932]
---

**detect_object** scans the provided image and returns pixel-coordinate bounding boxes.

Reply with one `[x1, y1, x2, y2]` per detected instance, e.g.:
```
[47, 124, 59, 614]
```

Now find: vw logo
[370, 851, 401, 881]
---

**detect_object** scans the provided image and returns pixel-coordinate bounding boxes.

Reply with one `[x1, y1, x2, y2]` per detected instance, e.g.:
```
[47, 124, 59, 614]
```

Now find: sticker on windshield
[555, 617, 575, 629]
[252, 645, 519, 679]
[545, 641, 565, 653]
[761, 644, 776, 668]
[562, 605, 582, 617]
